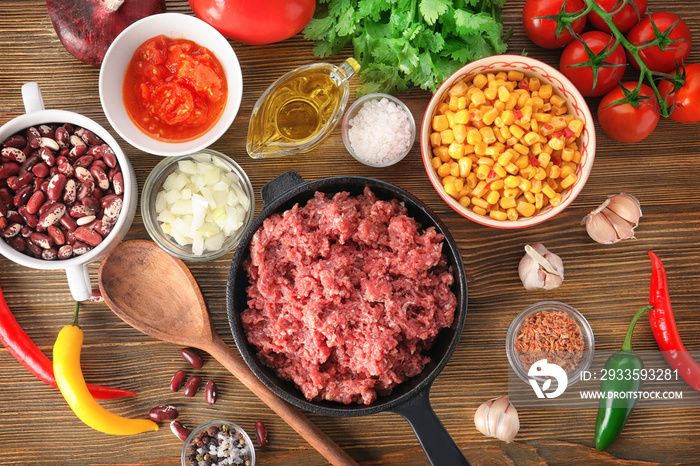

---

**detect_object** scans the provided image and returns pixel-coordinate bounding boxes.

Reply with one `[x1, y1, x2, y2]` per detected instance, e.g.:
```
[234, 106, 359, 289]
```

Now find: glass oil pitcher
[246, 57, 360, 158]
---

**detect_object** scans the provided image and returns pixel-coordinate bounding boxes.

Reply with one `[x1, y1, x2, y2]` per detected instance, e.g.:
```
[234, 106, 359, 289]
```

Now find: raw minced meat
[242, 188, 457, 405]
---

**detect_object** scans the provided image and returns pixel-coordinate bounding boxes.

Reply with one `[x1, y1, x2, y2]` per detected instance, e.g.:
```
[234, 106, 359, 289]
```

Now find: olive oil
[247, 58, 359, 158]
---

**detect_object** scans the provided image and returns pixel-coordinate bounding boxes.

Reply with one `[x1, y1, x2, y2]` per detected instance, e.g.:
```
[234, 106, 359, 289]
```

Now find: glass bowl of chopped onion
[341, 93, 416, 167]
[141, 149, 255, 261]
[506, 301, 594, 388]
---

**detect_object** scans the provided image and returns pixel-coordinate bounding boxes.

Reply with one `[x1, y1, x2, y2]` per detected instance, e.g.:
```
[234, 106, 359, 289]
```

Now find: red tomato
[587, 0, 647, 33]
[626, 12, 692, 72]
[658, 64, 700, 123]
[560, 31, 627, 97]
[189, 0, 316, 45]
[523, 0, 587, 49]
[598, 82, 660, 143]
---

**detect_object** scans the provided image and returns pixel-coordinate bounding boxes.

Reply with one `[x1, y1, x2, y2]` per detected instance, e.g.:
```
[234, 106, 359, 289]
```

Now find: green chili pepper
[594, 305, 653, 451]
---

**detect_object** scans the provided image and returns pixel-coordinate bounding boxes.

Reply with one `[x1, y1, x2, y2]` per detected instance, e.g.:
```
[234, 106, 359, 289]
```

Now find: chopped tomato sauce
[122, 35, 227, 142]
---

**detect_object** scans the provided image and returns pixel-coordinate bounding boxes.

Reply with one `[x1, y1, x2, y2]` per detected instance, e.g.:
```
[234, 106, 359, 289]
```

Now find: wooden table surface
[1, 1, 700, 464]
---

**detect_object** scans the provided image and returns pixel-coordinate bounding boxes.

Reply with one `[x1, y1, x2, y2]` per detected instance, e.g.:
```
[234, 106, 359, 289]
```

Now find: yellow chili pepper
[53, 302, 158, 435]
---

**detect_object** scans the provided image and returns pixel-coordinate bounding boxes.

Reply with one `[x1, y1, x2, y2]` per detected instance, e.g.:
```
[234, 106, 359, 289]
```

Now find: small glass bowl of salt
[341, 93, 416, 167]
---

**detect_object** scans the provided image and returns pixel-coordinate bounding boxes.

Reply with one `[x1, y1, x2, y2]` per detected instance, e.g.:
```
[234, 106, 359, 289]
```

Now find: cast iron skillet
[227, 172, 469, 465]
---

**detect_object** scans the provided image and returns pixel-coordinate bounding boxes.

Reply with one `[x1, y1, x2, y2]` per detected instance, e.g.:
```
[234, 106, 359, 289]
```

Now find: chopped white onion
[155, 153, 250, 256]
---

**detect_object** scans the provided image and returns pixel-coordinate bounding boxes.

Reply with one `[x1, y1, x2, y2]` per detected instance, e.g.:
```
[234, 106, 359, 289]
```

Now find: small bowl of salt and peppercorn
[181, 420, 255, 466]
[341, 93, 416, 167]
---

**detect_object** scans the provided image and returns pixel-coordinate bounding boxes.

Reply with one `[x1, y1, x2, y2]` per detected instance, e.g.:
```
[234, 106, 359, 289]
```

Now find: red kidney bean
[101, 144, 117, 168]
[6, 211, 22, 224]
[47, 225, 65, 245]
[72, 241, 90, 255]
[31, 162, 49, 178]
[54, 127, 68, 148]
[63, 179, 77, 206]
[1, 147, 27, 163]
[18, 206, 38, 228]
[89, 289, 103, 302]
[74, 226, 102, 247]
[38, 125, 54, 138]
[15, 172, 34, 189]
[148, 405, 179, 422]
[38, 203, 66, 228]
[26, 239, 43, 257]
[7, 234, 26, 251]
[180, 348, 203, 369]
[30, 232, 53, 249]
[255, 421, 268, 447]
[57, 244, 73, 259]
[0, 162, 20, 179]
[74, 155, 93, 169]
[103, 196, 122, 220]
[90, 159, 107, 172]
[205, 380, 217, 405]
[59, 212, 78, 231]
[26, 127, 41, 149]
[183, 375, 202, 397]
[13, 184, 32, 207]
[81, 196, 100, 212]
[39, 147, 55, 166]
[170, 421, 190, 442]
[3, 135, 27, 148]
[170, 369, 187, 392]
[0, 187, 13, 206]
[47, 174, 67, 201]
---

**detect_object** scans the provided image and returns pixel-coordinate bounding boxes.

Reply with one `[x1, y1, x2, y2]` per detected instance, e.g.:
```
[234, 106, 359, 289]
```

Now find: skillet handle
[392, 386, 470, 466]
[261, 171, 305, 206]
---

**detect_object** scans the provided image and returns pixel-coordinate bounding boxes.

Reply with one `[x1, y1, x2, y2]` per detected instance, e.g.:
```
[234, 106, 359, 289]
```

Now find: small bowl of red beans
[99, 12, 243, 156]
[420, 55, 595, 228]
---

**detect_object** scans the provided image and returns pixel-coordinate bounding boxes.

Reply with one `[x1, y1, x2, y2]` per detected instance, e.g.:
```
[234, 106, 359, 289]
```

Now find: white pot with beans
[0, 82, 137, 301]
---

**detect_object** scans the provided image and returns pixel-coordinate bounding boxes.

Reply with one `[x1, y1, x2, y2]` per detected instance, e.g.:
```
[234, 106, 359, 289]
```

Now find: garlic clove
[474, 396, 520, 443]
[602, 207, 636, 241]
[518, 243, 564, 290]
[584, 208, 619, 244]
[606, 193, 642, 225]
[584, 193, 642, 244]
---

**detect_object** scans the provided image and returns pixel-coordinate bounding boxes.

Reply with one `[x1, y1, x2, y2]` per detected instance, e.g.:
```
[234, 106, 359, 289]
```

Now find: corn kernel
[537, 152, 551, 167]
[503, 187, 520, 199]
[528, 77, 541, 91]
[458, 157, 473, 177]
[507, 70, 525, 82]
[542, 184, 556, 198]
[509, 124, 525, 139]
[530, 179, 542, 193]
[504, 175, 520, 188]
[430, 132, 442, 147]
[433, 146, 450, 162]
[550, 193, 562, 207]
[449, 161, 460, 177]
[449, 81, 468, 97]
[440, 129, 454, 145]
[514, 154, 530, 169]
[486, 190, 500, 205]
[560, 172, 577, 189]
[480, 127, 497, 144]
[444, 180, 459, 198]
[517, 177, 532, 192]
[437, 161, 451, 177]
[535, 192, 544, 210]
[442, 175, 456, 186]
[483, 108, 499, 126]
[471, 180, 489, 198]
[489, 179, 505, 191]
[568, 119, 584, 138]
[519, 165, 535, 180]
[516, 200, 536, 217]
[504, 162, 519, 175]
[431, 157, 442, 170]
[471, 197, 489, 209]
[474, 142, 487, 156]
[550, 94, 566, 108]
[548, 136, 565, 151]
[534, 166, 547, 181]
[538, 84, 553, 100]
[459, 195, 471, 208]
[506, 207, 519, 221]
[453, 124, 467, 143]
[448, 142, 465, 159]
[471, 90, 486, 106]
[466, 172, 478, 189]
[522, 190, 535, 203]
[522, 131, 540, 146]
[473, 74, 488, 89]
[493, 164, 507, 178]
[476, 163, 491, 180]
[500, 196, 517, 209]
[498, 86, 511, 102]
[472, 205, 487, 216]
[490, 210, 508, 221]
[454, 109, 469, 125]
[484, 86, 498, 101]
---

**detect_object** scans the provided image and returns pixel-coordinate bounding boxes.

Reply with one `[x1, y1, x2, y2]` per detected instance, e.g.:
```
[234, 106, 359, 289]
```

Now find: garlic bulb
[474, 396, 520, 443]
[518, 243, 564, 290]
[583, 194, 642, 244]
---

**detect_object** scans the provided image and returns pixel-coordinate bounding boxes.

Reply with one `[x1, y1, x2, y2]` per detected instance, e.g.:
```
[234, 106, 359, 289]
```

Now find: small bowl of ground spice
[341, 93, 416, 167]
[506, 301, 594, 387]
[181, 420, 255, 466]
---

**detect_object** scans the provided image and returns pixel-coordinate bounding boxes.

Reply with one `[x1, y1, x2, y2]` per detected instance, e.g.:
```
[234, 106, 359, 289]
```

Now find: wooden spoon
[98, 240, 357, 466]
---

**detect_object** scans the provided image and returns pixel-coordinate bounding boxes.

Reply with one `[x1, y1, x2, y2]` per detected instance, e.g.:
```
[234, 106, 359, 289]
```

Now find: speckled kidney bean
[30, 232, 53, 249]
[26, 127, 40, 149]
[47, 174, 67, 201]
[62, 179, 77, 205]
[170, 369, 187, 392]
[72, 241, 90, 255]
[205, 380, 217, 405]
[170, 421, 191, 442]
[148, 405, 179, 422]
[39, 147, 55, 166]
[69, 204, 94, 218]
[101, 144, 117, 168]
[103, 196, 122, 220]
[38, 203, 66, 228]
[183, 375, 202, 397]
[90, 166, 109, 190]
[2, 223, 22, 238]
[57, 244, 72, 259]
[180, 348, 203, 369]
[2, 147, 27, 163]
[74, 155, 93, 169]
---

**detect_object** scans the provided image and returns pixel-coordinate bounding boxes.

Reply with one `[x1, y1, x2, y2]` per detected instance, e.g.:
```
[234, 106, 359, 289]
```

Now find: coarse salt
[347, 97, 413, 166]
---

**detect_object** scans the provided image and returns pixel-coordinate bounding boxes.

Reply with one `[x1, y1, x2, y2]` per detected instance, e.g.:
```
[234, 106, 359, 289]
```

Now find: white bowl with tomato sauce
[99, 13, 243, 156]
[420, 55, 595, 228]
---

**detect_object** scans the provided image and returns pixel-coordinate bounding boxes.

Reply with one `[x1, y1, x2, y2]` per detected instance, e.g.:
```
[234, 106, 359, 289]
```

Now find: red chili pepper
[647, 251, 700, 392]
[0, 285, 136, 399]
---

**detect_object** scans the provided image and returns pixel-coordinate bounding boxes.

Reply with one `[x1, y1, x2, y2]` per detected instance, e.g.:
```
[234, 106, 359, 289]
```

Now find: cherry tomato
[587, 0, 648, 33]
[523, 0, 587, 49]
[598, 82, 660, 143]
[658, 64, 700, 123]
[626, 12, 692, 72]
[189, 0, 315, 45]
[560, 31, 627, 97]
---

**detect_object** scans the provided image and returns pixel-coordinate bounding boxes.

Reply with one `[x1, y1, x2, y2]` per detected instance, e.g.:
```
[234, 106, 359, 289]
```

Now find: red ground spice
[514, 310, 584, 373]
